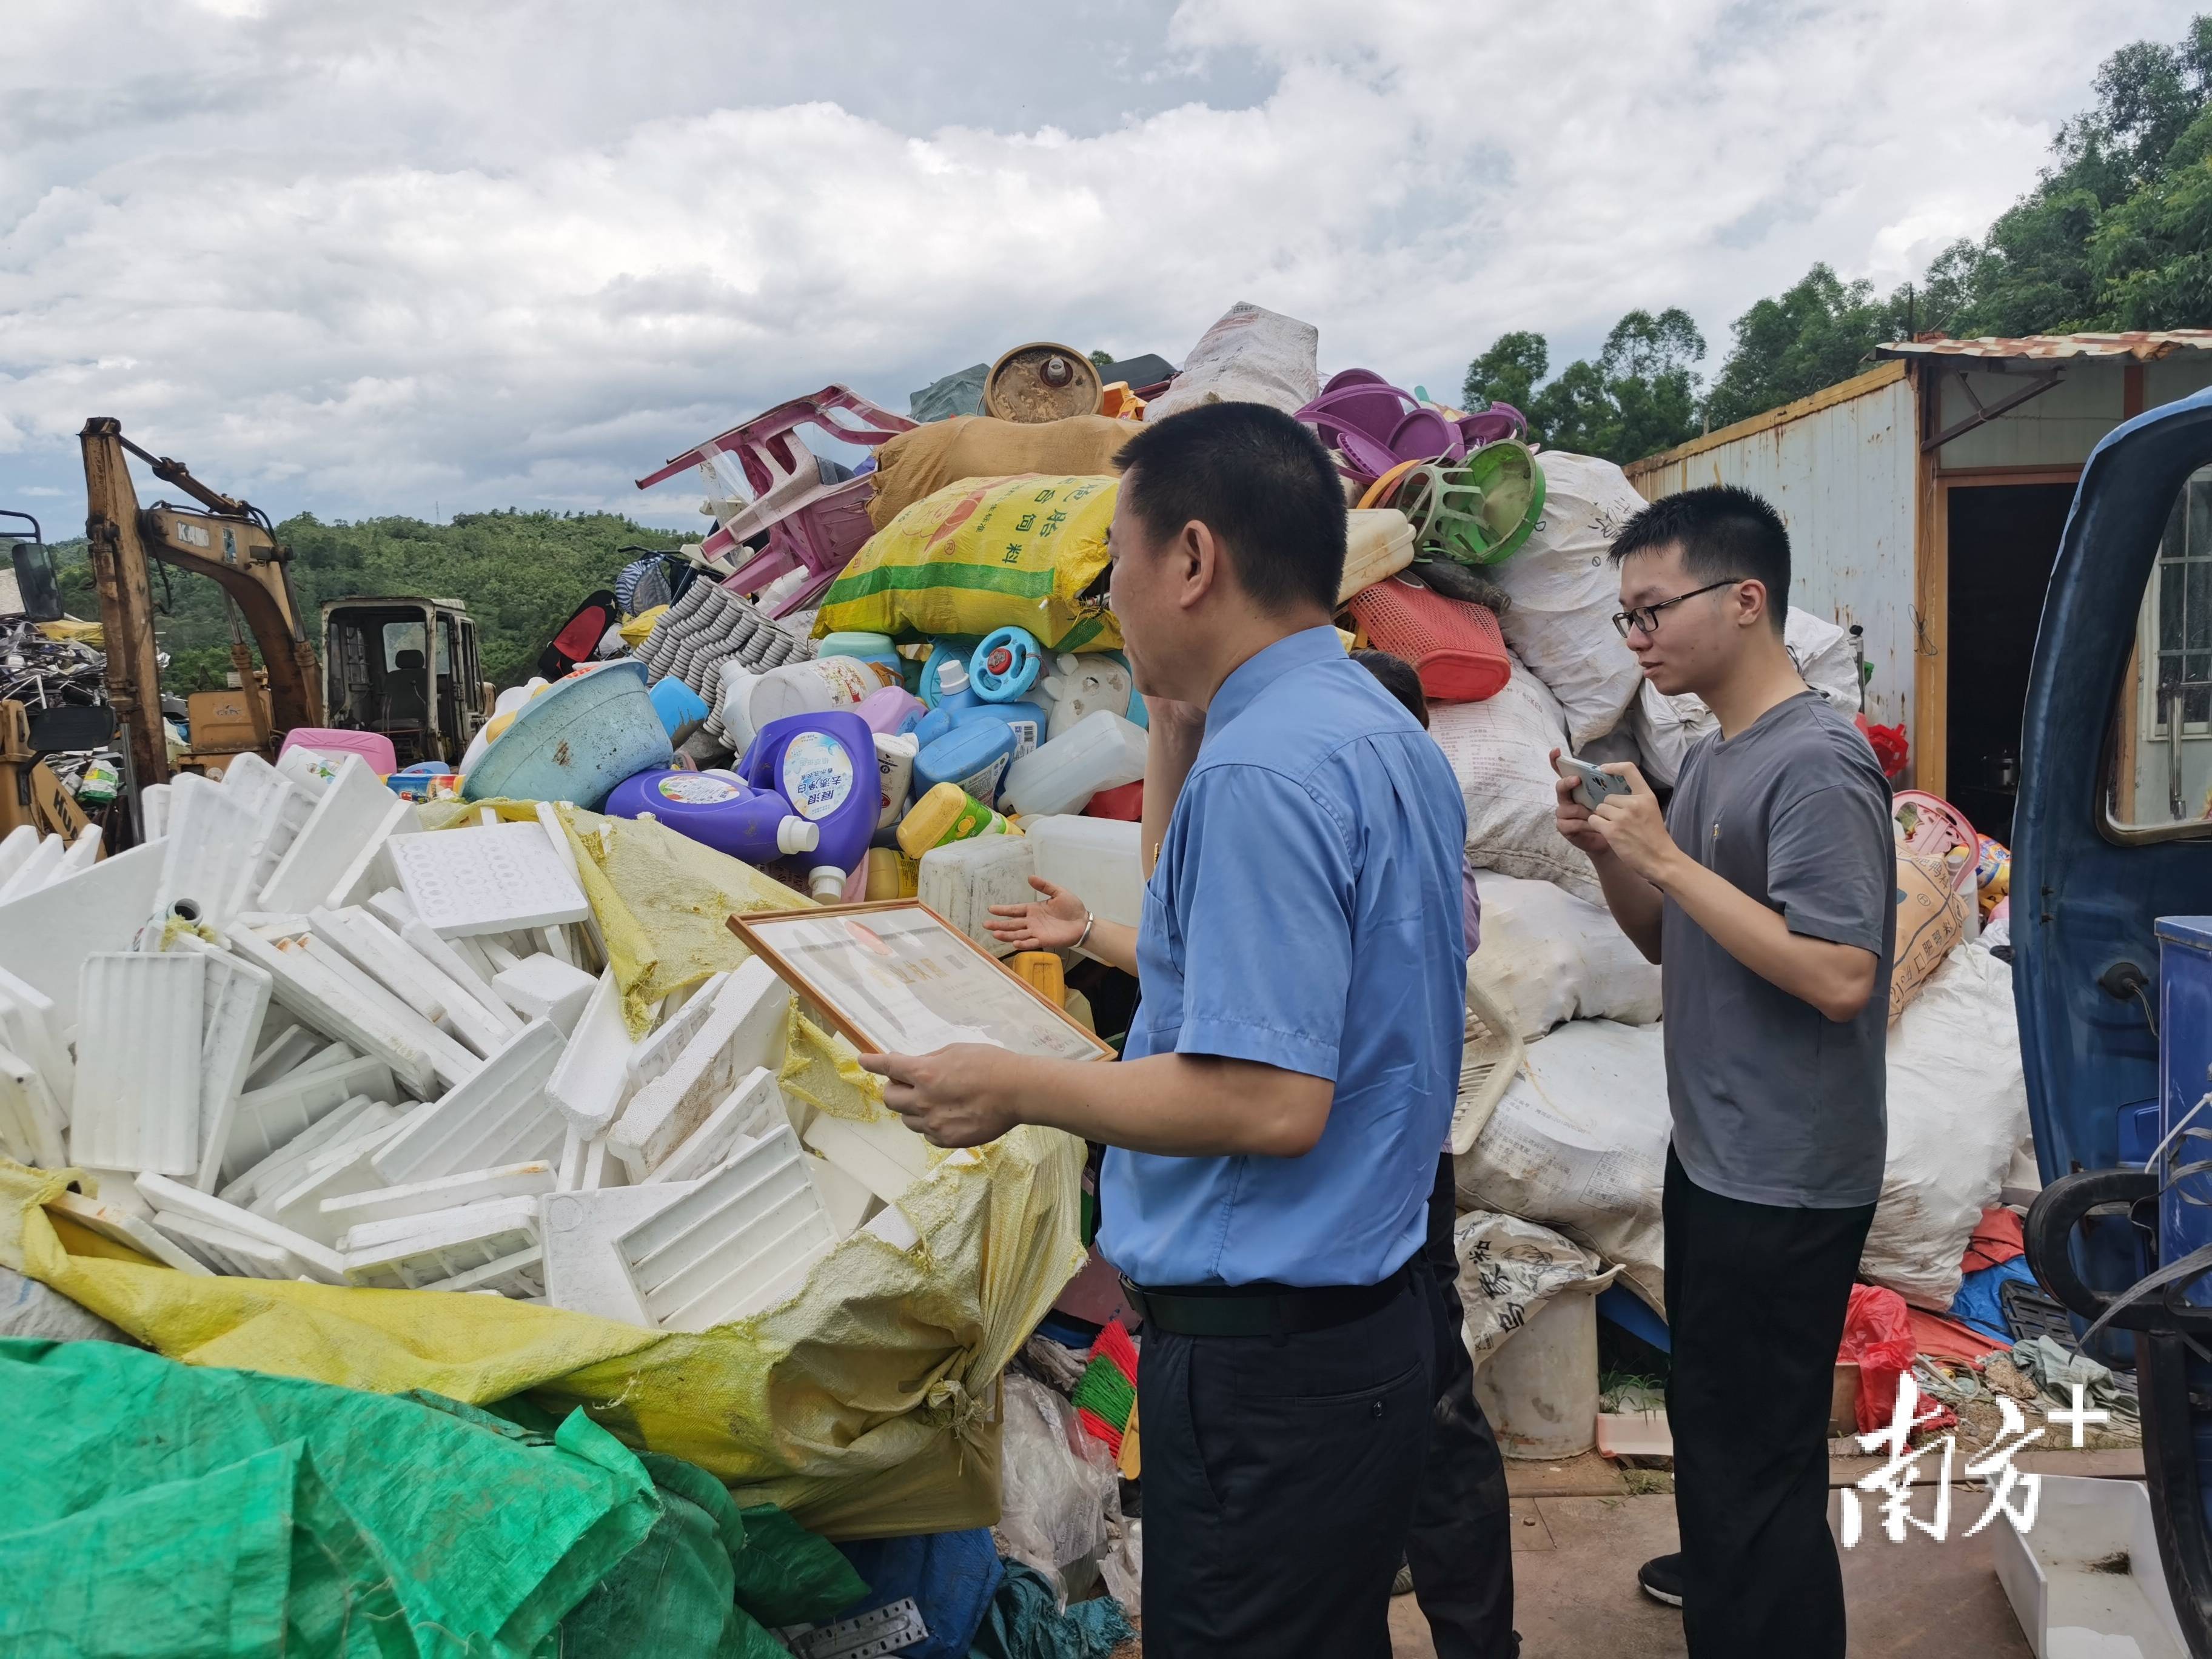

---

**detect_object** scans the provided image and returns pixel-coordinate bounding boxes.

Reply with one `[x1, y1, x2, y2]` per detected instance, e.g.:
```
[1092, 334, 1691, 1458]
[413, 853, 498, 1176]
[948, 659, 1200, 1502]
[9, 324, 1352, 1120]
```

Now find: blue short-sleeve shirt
[1098, 627, 1469, 1289]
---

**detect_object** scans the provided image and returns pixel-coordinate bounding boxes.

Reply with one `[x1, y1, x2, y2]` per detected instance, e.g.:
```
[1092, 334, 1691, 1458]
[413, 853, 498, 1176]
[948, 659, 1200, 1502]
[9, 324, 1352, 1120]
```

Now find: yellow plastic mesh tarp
[0, 811, 1087, 1538]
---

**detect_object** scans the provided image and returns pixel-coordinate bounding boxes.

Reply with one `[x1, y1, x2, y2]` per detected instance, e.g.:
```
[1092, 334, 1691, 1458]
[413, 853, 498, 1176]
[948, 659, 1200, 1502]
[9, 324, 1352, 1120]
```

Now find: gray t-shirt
[1660, 691, 1894, 1208]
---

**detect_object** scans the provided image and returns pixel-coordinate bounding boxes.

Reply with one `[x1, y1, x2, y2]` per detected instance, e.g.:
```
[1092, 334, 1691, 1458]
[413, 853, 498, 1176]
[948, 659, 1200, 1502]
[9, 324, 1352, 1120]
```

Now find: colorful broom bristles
[1072, 1318, 1139, 1455]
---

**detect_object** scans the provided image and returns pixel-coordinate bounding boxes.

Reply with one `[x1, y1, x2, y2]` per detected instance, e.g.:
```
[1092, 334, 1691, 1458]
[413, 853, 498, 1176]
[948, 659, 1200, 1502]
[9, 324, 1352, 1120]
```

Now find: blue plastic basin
[462, 660, 674, 809]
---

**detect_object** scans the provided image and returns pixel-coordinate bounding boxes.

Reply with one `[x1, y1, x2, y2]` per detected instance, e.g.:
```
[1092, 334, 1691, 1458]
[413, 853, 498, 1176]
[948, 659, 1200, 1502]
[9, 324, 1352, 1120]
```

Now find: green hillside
[50, 510, 692, 694]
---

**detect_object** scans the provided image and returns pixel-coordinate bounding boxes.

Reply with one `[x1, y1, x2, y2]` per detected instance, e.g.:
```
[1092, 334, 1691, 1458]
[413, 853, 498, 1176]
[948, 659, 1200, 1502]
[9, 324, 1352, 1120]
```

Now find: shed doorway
[1945, 480, 2077, 843]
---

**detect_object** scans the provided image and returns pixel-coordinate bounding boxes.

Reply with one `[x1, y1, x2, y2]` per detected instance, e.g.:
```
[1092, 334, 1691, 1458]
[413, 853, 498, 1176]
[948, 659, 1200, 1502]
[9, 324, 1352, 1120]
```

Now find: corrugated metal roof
[1876, 330, 2212, 362]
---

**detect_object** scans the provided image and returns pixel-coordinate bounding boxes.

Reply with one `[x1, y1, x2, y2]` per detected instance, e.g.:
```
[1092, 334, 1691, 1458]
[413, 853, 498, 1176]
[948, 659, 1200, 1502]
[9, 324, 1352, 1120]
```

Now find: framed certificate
[728, 900, 1114, 1064]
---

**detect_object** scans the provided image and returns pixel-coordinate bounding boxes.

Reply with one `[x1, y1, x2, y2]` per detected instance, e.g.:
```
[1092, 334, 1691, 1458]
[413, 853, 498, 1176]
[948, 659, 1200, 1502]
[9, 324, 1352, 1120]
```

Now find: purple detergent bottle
[739, 711, 877, 902]
[602, 768, 819, 865]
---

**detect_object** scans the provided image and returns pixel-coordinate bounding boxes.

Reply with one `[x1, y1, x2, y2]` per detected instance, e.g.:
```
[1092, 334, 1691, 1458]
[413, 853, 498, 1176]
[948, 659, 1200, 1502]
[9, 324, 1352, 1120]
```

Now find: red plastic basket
[1346, 576, 1512, 703]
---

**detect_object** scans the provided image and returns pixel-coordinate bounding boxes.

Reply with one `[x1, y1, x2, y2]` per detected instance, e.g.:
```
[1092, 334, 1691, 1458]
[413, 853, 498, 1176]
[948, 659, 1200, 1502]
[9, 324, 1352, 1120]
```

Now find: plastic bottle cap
[808, 866, 846, 900]
[779, 818, 822, 856]
[937, 659, 970, 695]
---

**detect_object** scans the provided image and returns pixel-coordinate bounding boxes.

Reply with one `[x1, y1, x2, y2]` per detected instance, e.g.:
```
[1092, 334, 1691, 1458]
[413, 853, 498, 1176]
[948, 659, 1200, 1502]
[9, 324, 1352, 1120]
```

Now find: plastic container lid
[937, 659, 971, 697]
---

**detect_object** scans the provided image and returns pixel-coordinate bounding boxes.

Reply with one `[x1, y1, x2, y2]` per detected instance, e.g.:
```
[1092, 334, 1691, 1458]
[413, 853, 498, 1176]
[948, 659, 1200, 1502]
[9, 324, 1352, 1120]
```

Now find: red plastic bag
[1838, 1284, 1915, 1435]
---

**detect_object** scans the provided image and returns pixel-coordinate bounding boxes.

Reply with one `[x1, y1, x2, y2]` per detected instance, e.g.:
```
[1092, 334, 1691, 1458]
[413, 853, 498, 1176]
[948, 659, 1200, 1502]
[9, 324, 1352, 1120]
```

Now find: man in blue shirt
[862, 402, 1470, 1657]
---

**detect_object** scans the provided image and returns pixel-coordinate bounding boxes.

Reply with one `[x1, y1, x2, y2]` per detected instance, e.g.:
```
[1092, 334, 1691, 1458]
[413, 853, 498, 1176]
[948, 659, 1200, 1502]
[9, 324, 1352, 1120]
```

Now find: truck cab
[320, 596, 491, 766]
[2016, 384, 2212, 1646]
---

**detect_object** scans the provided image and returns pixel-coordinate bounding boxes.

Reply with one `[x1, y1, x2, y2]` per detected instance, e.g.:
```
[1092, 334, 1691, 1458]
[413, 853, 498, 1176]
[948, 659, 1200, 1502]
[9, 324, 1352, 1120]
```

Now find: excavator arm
[78, 418, 323, 790]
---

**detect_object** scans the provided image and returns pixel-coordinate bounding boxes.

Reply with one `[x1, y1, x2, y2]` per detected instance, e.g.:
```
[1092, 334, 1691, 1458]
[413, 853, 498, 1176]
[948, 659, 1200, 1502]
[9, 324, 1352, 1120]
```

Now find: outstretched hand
[985, 876, 1088, 952]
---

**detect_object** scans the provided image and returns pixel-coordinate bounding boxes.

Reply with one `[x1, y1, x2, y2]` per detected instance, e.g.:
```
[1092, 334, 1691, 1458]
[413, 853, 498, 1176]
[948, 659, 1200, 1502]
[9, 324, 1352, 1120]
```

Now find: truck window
[382, 620, 429, 670]
[2107, 463, 2212, 837]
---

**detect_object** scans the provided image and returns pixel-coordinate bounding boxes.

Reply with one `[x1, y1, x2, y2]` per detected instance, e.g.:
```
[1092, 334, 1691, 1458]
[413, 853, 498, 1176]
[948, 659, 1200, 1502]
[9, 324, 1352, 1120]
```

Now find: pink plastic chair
[636, 387, 916, 617]
[278, 726, 398, 776]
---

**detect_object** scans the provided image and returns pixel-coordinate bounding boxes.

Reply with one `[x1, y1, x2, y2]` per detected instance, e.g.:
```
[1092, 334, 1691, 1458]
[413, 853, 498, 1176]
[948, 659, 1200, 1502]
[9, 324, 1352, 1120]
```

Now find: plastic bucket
[1471, 1282, 1601, 1459]
[462, 660, 673, 809]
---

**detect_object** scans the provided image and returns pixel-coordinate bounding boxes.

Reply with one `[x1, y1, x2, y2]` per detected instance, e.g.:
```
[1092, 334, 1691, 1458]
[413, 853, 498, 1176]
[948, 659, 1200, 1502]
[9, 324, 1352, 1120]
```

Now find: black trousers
[1664, 1145, 1875, 1658]
[1138, 1269, 1434, 1658]
[1406, 1156, 1519, 1658]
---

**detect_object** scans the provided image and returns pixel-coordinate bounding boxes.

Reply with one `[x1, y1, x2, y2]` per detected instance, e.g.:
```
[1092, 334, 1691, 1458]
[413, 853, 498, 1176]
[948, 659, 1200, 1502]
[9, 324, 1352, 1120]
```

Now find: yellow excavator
[74, 418, 489, 836]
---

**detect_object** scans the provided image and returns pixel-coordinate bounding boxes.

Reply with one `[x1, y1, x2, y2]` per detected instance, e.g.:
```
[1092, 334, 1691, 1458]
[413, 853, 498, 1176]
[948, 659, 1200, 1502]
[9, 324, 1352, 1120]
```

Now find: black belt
[1119, 1261, 1413, 1338]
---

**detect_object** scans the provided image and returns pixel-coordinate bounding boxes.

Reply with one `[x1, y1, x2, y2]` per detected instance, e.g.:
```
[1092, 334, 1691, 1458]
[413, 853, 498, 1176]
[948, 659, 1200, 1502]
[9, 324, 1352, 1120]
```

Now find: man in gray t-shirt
[1554, 484, 1893, 1659]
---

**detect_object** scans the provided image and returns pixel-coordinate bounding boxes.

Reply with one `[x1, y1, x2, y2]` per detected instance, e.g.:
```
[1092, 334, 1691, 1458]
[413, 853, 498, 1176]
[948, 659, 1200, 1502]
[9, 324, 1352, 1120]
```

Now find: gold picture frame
[728, 900, 1114, 1063]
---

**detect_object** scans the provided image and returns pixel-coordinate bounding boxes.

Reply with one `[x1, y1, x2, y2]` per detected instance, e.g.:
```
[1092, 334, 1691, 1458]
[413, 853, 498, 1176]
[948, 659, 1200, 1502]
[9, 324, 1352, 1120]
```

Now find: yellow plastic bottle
[896, 782, 1014, 857]
[865, 846, 920, 900]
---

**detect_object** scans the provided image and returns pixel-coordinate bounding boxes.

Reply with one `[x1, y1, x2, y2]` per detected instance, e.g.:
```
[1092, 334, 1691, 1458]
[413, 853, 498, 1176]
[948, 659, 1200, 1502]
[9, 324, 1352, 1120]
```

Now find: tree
[1461, 309, 1706, 463]
[1702, 265, 1894, 429]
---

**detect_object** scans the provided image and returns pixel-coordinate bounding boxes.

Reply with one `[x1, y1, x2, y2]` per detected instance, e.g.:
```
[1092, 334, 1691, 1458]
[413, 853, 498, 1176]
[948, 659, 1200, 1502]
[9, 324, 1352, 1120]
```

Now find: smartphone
[1554, 753, 1632, 813]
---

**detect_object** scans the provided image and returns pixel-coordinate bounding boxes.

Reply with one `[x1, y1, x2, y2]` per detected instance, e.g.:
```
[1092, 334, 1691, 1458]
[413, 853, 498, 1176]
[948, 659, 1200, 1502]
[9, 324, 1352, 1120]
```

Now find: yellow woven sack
[0, 808, 1087, 1540]
[814, 475, 1121, 652]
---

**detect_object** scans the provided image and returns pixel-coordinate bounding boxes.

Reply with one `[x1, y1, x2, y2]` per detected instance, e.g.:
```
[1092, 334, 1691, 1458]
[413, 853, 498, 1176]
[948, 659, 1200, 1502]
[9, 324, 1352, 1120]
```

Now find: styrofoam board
[581, 1134, 628, 1190]
[136, 1170, 348, 1282]
[164, 937, 275, 1191]
[477, 935, 525, 976]
[370, 1019, 565, 1187]
[139, 782, 173, 841]
[800, 1110, 936, 1207]
[308, 907, 448, 1024]
[0, 825, 39, 890]
[0, 833, 64, 904]
[0, 1041, 69, 1168]
[0, 840, 166, 1034]
[221, 1054, 397, 1188]
[321, 799, 417, 912]
[46, 1189, 212, 1275]
[625, 973, 728, 1088]
[546, 968, 635, 1137]
[555, 1127, 584, 1191]
[366, 886, 418, 932]
[389, 822, 590, 939]
[643, 1067, 782, 1186]
[805, 1151, 879, 1239]
[285, 1042, 357, 1082]
[295, 934, 479, 1089]
[263, 1116, 412, 1246]
[341, 1196, 543, 1289]
[327, 905, 508, 1057]
[243, 1021, 319, 1090]
[399, 920, 524, 1039]
[0, 968, 73, 1108]
[449, 935, 499, 980]
[617, 1125, 835, 1333]
[540, 1182, 699, 1324]
[71, 951, 205, 1176]
[73, 1168, 150, 1218]
[218, 751, 316, 894]
[491, 954, 597, 1034]
[220, 1094, 394, 1208]
[421, 1243, 545, 1298]
[227, 927, 443, 1100]
[256, 755, 398, 914]
[276, 745, 337, 796]
[57, 825, 103, 877]
[321, 1160, 555, 1231]
[863, 1204, 921, 1252]
[150, 772, 267, 930]
[150, 1210, 305, 1278]
[538, 927, 575, 968]
[609, 961, 788, 1180]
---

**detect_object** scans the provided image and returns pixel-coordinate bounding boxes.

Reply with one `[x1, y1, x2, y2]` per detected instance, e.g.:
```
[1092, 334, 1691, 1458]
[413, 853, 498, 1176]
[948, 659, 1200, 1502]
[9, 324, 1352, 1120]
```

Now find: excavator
[73, 418, 488, 839]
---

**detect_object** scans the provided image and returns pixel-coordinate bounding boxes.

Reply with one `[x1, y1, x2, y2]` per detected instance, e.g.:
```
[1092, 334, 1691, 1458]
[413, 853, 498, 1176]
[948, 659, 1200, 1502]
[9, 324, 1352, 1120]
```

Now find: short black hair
[1113, 401, 1346, 616]
[1609, 483, 1790, 633]
[1353, 648, 1428, 728]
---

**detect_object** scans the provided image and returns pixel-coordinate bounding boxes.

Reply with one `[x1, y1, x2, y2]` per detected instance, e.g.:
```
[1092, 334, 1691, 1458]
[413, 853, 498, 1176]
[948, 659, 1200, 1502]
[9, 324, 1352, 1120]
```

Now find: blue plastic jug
[738, 711, 878, 901]
[913, 717, 1017, 808]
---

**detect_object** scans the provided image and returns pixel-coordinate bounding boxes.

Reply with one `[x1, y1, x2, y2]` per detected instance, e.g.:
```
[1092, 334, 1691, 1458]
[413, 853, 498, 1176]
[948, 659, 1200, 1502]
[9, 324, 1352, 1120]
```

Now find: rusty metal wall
[1624, 372, 1920, 731]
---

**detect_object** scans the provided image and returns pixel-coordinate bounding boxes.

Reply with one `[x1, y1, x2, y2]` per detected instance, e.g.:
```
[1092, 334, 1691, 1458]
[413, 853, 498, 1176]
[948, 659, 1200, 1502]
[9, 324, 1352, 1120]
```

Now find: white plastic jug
[745, 656, 898, 732]
[1000, 711, 1147, 817]
[916, 834, 1037, 957]
[1026, 815, 1143, 930]
[1470, 1282, 1601, 1460]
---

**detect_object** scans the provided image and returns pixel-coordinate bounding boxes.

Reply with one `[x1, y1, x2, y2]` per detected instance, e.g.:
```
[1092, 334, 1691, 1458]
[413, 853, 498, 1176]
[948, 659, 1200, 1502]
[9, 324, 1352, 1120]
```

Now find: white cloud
[0, 0, 2194, 527]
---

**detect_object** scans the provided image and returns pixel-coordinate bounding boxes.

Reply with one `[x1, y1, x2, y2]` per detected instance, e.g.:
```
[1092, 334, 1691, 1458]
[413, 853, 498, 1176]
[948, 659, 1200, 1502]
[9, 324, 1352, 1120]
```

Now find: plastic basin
[462, 660, 673, 808]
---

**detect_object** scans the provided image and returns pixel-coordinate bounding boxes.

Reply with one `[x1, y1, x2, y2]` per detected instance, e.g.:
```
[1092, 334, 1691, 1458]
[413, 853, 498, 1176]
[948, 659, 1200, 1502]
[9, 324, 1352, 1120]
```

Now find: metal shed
[1624, 332, 2212, 842]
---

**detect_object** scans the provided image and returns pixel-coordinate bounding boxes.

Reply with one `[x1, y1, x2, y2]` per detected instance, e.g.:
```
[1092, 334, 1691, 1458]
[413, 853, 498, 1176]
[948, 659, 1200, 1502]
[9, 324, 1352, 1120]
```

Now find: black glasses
[1611, 578, 1746, 638]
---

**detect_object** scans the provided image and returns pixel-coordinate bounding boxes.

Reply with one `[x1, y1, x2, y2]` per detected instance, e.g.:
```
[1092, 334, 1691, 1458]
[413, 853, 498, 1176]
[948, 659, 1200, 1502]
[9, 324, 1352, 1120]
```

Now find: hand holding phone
[1553, 752, 1632, 813]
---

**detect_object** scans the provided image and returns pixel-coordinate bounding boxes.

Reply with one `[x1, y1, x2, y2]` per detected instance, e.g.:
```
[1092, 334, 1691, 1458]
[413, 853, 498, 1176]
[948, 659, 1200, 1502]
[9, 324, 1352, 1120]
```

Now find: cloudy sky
[0, 0, 2194, 532]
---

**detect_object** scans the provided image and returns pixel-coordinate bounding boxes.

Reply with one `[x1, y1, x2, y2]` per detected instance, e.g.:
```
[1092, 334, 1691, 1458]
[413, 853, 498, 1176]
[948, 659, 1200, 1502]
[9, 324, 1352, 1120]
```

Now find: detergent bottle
[873, 731, 919, 830]
[603, 767, 820, 864]
[897, 781, 1019, 857]
[739, 711, 877, 901]
[914, 716, 1017, 806]
[856, 685, 925, 736]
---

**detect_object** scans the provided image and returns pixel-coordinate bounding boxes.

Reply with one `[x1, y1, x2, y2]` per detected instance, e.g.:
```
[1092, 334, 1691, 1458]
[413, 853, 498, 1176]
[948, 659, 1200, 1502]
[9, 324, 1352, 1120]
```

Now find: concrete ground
[1381, 1447, 2148, 1658]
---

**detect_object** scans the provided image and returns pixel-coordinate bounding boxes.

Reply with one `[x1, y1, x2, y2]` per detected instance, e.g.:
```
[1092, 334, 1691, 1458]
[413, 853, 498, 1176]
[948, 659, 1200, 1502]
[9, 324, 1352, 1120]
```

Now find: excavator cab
[321, 597, 489, 766]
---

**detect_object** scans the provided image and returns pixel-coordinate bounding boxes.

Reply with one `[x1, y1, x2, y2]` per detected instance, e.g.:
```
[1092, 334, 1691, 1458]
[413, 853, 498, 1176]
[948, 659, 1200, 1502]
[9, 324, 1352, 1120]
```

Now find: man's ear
[1176, 520, 1225, 613]
[1735, 577, 1771, 630]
